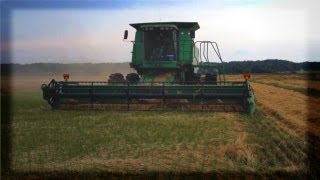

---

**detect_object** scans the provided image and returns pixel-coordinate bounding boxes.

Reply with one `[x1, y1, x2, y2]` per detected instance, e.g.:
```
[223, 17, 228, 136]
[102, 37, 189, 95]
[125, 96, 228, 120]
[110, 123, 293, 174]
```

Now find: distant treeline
[222, 59, 320, 74]
[1, 59, 319, 76]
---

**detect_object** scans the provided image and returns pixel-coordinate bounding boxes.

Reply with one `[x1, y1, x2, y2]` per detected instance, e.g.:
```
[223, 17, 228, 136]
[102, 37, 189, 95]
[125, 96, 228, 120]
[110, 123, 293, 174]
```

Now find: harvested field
[250, 74, 320, 91]
[228, 73, 320, 97]
[227, 73, 320, 136]
[252, 82, 320, 136]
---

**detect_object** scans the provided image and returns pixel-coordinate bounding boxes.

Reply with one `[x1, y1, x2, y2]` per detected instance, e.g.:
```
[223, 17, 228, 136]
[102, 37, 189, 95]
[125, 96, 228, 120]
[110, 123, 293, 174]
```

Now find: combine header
[41, 22, 255, 114]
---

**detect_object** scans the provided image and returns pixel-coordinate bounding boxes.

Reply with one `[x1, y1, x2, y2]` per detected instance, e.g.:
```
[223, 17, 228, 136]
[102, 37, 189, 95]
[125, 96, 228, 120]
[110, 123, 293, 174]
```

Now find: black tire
[108, 73, 126, 84]
[192, 74, 201, 84]
[205, 73, 217, 84]
[109, 73, 124, 80]
[126, 73, 140, 84]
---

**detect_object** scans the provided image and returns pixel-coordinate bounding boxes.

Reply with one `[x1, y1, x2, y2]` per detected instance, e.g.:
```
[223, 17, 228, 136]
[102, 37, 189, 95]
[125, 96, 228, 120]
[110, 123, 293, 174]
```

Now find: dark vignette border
[0, 0, 318, 178]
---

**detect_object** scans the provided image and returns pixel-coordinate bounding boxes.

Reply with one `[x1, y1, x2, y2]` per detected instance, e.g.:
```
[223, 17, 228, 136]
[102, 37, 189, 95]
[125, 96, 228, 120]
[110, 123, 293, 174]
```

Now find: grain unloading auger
[41, 22, 255, 114]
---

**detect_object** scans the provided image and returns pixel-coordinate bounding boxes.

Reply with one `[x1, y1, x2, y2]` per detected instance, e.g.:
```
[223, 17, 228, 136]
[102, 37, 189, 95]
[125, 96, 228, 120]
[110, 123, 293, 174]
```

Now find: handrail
[180, 40, 224, 64]
[190, 41, 226, 83]
[193, 41, 223, 64]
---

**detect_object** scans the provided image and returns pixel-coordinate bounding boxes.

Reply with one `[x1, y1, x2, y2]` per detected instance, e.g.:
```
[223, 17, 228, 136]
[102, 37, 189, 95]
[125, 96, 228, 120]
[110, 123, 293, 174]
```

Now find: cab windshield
[144, 29, 177, 61]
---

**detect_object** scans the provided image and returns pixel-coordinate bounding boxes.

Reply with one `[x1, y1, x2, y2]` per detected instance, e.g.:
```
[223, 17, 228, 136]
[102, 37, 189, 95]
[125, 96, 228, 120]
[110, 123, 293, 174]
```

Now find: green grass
[240, 111, 307, 171]
[8, 90, 307, 173]
[10, 91, 238, 171]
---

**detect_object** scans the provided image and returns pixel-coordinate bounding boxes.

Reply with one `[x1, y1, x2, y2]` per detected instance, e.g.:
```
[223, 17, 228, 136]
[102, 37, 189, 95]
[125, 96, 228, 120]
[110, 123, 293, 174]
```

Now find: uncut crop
[5, 74, 310, 174]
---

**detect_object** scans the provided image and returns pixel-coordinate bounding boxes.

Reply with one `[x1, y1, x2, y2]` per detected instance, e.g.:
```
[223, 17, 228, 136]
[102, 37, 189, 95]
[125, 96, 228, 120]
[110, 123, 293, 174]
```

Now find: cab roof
[130, 22, 200, 31]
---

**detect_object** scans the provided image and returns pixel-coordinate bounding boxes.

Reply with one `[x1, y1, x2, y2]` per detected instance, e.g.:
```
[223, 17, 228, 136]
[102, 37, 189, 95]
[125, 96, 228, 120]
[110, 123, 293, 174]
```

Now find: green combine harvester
[41, 22, 255, 114]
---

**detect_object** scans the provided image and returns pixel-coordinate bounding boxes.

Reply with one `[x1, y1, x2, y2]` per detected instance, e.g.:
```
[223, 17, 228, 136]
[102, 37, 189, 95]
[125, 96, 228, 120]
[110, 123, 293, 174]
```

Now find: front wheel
[108, 73, 126, 84]
[126, 73, 140, 84]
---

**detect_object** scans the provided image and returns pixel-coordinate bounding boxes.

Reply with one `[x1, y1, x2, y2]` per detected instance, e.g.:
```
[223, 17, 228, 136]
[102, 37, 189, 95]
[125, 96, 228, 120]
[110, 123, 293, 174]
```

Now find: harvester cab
[124, 22, 224, 85]
[41, 22, 255, 114]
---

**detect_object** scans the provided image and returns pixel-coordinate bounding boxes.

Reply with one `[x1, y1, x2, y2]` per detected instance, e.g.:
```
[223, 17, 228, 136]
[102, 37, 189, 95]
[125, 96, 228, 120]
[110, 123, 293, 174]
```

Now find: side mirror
[190, 31, 195, 39]
[123, 30, 128, 40]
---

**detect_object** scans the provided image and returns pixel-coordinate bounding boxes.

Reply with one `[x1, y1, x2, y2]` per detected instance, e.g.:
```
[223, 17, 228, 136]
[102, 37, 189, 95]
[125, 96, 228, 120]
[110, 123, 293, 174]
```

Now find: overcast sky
[3, 0, 320, 63]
